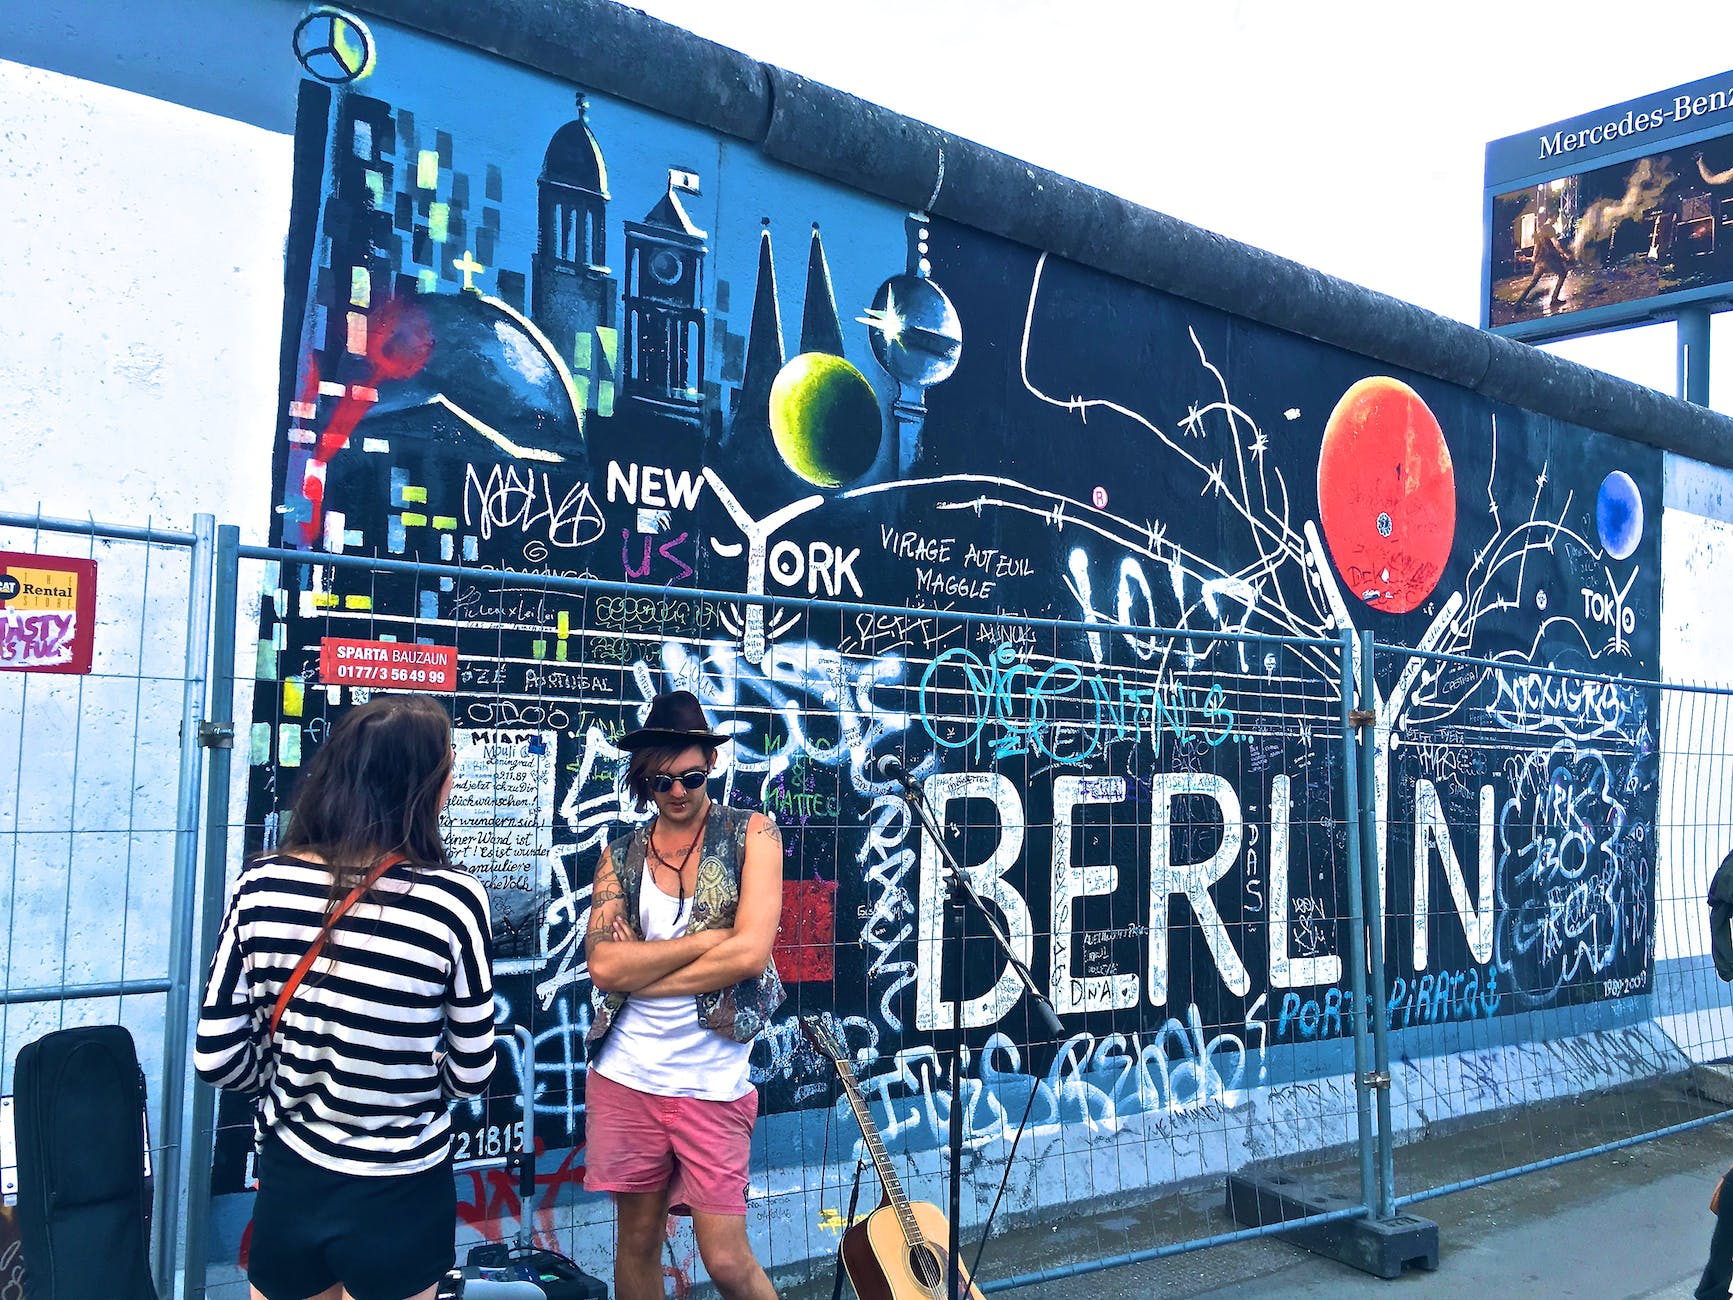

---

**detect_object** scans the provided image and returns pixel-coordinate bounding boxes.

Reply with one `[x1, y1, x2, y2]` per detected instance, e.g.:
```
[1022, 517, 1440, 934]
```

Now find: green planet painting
[768, 351, 883, 486]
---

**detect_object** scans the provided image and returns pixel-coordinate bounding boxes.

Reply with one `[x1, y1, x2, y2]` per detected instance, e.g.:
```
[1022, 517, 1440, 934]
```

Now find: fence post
[155, 513, 216, 1300]
[1355, 631, 1396, 1220]
[181, 524, 240, 1299]
[1339, 628, 1376, 1212]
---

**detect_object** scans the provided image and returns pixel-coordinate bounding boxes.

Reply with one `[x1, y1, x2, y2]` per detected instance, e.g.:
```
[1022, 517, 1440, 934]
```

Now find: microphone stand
[888, 765, 1065, 1300]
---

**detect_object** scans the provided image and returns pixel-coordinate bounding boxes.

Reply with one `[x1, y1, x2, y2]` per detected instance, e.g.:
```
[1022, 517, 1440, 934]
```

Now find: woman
[196, 694, 496, 1300]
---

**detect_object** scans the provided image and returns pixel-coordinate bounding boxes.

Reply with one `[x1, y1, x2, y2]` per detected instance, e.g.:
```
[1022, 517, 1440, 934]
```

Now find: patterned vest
[585, 803, 785, 1050]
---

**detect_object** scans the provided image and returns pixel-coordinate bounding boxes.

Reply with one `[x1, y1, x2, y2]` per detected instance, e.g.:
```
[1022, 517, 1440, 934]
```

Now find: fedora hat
[618, 690, 731, 751]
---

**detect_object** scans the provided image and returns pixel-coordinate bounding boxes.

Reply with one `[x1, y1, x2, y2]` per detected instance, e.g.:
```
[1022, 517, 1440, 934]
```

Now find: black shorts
[248, 1130, 457, 1300]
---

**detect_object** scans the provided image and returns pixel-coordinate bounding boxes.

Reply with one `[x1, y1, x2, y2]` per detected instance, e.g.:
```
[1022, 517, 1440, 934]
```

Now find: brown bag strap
[269, 853, 405, 1038]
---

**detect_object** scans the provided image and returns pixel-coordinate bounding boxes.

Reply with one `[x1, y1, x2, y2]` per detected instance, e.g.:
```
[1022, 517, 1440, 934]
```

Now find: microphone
[874, 753, 917, 789]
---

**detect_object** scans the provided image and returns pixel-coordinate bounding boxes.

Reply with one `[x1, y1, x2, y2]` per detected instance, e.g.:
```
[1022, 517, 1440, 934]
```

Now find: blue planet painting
[1596, 470, 1644, 561]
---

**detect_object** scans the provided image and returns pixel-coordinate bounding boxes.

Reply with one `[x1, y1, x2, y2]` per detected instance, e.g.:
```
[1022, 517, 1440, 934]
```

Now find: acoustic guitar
[801, 1016, 985, 1300]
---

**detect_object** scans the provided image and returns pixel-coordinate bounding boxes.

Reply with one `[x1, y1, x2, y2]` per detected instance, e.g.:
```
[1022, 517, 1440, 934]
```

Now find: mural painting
[221, 8, 1664, 1279]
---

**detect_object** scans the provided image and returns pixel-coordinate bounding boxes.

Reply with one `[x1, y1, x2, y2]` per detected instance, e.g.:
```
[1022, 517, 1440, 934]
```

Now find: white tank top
[591, 870, 754, 1101]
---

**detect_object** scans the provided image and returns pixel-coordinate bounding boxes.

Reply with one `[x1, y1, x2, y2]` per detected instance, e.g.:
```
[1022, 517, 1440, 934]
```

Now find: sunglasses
[650, 768, 709, 794]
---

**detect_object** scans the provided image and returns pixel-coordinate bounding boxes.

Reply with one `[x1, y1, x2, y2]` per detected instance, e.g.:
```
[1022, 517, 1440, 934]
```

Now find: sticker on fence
[318, 635, 457, 690]
[0, 553, 97, 674]
[445, 728, 556, 973]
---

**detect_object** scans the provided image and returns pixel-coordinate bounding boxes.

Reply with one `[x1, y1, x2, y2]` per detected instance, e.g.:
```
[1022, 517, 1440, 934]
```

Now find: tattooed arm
[584, 845, 730, 994]
[637, 813, 784, 996]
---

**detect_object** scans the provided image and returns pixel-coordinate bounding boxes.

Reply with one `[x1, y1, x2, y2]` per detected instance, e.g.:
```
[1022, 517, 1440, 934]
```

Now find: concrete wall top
[357, 0, 1733, 468]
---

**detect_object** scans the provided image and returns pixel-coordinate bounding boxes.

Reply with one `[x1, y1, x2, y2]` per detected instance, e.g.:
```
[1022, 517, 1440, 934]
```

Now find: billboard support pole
[1679, 305, 1712, 406]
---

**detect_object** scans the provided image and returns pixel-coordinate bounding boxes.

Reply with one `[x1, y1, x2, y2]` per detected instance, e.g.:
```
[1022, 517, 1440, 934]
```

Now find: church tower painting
[799, 222, 845, 356]
[532, 93, 619, 419]
[621, 170, 708, 427]
[728, 217, 784, 448]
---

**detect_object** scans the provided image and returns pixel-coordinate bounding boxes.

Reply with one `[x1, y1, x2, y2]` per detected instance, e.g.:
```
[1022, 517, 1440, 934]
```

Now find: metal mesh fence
[1377, 647, 1733, 1210]
[0, 512, 212, 1300]
[194, 541, 1379, 1297]
[6, 525, 1733, 1298]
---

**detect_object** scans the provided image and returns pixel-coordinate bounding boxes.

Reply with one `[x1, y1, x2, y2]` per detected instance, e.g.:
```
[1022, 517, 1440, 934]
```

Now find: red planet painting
[1317, 376, 1456, 614]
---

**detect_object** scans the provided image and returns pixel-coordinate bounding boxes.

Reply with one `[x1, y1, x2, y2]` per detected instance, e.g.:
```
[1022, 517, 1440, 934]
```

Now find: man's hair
[625, 742, 717, 811]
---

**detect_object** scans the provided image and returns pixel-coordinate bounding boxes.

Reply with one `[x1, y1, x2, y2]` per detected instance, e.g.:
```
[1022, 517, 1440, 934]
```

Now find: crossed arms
[586, 813, 783, 997]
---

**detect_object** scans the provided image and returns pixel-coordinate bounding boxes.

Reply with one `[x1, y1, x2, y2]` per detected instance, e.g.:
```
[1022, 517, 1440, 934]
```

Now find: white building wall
[1656, 450, 1733, 968]
[0, 57, 289, 529]
[0, 58, 288, 1134]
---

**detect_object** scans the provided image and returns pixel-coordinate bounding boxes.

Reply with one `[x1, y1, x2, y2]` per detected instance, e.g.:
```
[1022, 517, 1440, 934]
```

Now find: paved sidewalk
[1002, 1087, 1733, 1299]
[1187, 1142, 1725, 1299]
[780, 1076, 1733, 1299]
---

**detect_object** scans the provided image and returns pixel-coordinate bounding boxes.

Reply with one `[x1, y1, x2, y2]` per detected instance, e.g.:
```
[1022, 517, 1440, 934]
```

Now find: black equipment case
[12, 1025, 156, 1300]
[436, 1027, 607, 1300]
[462, 1242, 607, 1298]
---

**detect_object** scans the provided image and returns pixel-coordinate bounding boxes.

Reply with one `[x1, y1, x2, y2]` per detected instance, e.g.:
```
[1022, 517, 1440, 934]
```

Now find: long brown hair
[277, 693, 455, 903]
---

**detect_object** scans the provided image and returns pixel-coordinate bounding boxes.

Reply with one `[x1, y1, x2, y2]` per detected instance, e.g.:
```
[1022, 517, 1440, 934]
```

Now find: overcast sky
[620, 0, 1733, 407]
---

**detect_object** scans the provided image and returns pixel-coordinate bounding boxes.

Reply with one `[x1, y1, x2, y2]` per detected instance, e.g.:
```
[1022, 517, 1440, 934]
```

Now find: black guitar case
[13, 1025, 157, 1300]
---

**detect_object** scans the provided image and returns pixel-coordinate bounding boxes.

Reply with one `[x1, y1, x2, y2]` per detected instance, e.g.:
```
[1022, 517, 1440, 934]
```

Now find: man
[1514, 209, 1574, 313]
[584, 690, 785, 1300]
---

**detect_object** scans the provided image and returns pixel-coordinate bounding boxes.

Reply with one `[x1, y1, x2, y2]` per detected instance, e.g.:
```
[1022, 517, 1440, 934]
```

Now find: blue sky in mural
[620, 0, 1733, 408]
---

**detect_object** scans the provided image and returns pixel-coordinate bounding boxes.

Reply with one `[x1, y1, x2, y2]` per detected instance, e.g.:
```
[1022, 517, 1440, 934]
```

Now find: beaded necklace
[647, 802, 709, 923]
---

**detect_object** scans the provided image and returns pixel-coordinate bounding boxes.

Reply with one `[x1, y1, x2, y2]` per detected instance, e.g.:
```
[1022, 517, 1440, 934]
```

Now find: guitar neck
[834, 1059, 926, 1247]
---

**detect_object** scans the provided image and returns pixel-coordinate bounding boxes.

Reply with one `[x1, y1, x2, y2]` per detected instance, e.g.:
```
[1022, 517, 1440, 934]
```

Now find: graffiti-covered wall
[15, 2, 1733, 1294]
[205, 7, 1677, 1281]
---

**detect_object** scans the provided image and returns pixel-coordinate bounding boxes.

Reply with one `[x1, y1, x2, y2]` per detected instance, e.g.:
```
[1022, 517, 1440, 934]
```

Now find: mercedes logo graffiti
[292, 8, 376, 85]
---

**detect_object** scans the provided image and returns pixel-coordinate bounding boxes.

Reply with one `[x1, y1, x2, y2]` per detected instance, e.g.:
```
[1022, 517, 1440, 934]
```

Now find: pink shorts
[583, 1068, 758, 1216]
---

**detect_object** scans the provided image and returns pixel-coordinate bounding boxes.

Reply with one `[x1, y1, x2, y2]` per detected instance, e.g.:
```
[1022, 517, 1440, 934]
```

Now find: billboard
[1485, 71, 1733, 341]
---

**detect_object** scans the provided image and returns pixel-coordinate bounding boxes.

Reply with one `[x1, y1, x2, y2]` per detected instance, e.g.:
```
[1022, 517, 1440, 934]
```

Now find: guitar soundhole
[909, 1243, 944, 1288]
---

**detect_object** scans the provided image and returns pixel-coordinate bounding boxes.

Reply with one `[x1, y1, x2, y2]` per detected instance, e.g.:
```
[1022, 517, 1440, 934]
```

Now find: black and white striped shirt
[195, 852, 496, 1176]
